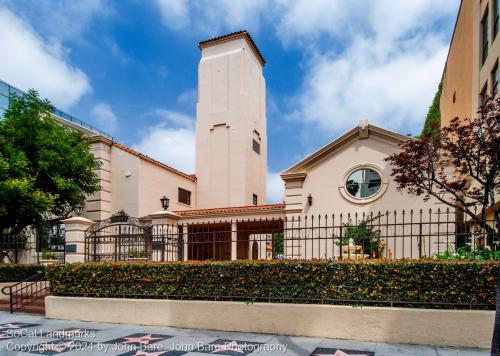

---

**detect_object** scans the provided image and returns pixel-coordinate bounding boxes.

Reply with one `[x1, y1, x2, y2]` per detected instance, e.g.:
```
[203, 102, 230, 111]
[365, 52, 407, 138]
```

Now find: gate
[85, 211, 182, 262]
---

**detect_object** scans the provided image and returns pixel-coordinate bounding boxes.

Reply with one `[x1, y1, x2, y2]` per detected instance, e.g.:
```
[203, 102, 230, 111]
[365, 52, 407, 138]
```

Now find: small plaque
[152, 241, 165, 250]
[65, 244, 77, 253]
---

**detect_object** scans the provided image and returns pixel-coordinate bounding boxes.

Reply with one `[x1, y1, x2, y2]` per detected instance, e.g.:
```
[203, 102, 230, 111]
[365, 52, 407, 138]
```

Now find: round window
[345, 168, 382, 199]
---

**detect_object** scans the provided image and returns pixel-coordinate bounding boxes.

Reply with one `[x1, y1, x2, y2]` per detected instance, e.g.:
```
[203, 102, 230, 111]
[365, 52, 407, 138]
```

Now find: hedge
[0, 264, 46, 282]
[47, 260, 498, 309]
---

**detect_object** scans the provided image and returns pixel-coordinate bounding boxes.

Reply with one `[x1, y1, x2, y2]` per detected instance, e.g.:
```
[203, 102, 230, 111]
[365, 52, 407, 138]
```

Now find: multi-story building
[441, 0, 500, 127]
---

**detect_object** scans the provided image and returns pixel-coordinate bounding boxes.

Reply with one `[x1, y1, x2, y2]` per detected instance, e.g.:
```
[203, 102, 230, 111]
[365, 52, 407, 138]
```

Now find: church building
[1, 31, 441, 262]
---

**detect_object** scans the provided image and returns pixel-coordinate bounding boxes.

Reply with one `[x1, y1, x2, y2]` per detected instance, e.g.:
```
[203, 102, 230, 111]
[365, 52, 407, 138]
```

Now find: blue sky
[0, 0, 460, 202]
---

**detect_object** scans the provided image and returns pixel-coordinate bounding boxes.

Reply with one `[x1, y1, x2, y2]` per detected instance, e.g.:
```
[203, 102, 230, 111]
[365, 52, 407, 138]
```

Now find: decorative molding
[281, 124, 411, 175]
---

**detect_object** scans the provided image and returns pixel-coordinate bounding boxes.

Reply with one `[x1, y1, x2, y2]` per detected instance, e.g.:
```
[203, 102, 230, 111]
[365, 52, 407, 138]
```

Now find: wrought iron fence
[0, 223, 65, 264]
[51, 280, 494, 310]
[85, 208, 498, 262]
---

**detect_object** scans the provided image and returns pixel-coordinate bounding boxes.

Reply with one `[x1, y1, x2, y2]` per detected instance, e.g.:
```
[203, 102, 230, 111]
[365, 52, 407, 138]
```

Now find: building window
[178, 188, 191, 205]
[482, 9, 489, 65]
[480, 83, 488, 106]
[493, 62, 499, 97]
[495, 0, 500, 38]
[453, 91, 456, 103]
[252, 194, 258, 205]
[252, 139, 260, 154]
[345, 168, 382, 199]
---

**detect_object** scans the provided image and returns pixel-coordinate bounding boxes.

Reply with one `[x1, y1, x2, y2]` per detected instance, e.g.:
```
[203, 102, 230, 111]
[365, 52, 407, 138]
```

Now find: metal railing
[51, 280, 494, 310]
[84, 208, 498, 262]
[0, 78, 113, 139]
[1, 274, 48, 313]
[0, 223, 65, 264]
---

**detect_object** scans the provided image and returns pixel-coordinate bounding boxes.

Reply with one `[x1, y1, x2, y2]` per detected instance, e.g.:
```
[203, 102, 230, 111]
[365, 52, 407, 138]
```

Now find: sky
[0, 0, 460, 203]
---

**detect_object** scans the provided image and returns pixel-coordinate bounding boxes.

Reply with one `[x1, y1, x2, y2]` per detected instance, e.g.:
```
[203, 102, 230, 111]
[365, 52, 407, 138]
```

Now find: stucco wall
[46, 297, 493, 348]
[85, 137, 113, 221]
[196, 37, 267, 208]
[285, 135, 437, 217]
[477, 0, 500, 113]
[441, 0, 500, 128]
[110, 146, 140, 217]
[281, 129, 447, 259]
[440, 0, 474, 128]
[138, 159, 196, 216]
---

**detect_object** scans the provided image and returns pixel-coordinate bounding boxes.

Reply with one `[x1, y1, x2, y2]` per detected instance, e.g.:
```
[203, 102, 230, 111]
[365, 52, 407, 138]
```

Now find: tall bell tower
[195, 31, 267, 208]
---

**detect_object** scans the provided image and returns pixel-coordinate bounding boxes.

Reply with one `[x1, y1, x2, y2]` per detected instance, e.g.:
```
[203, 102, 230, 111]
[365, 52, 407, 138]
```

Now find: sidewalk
[0, 311, 489, 355]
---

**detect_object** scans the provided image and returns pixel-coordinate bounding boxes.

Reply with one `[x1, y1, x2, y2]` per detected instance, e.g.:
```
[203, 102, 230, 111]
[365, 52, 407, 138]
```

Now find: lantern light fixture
[160, 196, 170, 210]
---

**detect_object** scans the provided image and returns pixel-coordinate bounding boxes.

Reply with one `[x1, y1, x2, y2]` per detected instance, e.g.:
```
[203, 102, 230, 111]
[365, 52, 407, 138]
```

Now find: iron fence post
[9, 286, 12, 314]
[418, 221, 423, 259]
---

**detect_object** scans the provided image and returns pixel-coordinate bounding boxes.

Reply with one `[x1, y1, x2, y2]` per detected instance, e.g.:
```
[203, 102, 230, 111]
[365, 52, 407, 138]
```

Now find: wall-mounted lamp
[160, 195, 170, 210]
[74, 204, 83, 216]
[307, 194, 313, 206]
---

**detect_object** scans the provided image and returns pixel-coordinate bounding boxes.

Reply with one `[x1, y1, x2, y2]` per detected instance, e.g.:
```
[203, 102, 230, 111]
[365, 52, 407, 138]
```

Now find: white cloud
[151, 109, 194, 130]
[0, 8, 91, 110]
[289, 37, 449, 135]
[266, 172, 284, 204]
[151, 0, 458, 137]
[282, 0, 459, 136]
[133, 110, 196, 173]
[277, 0, 457, 44]
[177, 88, 197, 107]
[3, 0, 108, 42]
[155, 0, 190, 30]
[154, 0, 268, 34]
[91, 103, 118, 132]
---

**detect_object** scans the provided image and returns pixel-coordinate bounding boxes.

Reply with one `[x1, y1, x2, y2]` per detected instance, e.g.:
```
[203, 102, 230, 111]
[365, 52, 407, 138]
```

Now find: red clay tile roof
[198, 30, 265, 66]
[174, 204, 285, 216]
[112, 142, 196, 182]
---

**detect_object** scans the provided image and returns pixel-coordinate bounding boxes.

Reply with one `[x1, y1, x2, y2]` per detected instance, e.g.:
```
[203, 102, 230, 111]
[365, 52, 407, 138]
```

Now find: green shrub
[420, 81, 442, 138]
[337, 219, 383, 258]
[272, 233, 284, 258]
[41, 250, 57, 260]
[128, 248, 147, 258]
[434, 246, 500, 260]
[47, 260, 498, 309]
[0, 264, 46, 282]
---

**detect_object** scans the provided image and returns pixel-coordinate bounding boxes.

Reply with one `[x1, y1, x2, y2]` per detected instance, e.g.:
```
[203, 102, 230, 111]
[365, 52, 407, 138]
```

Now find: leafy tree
[420, 81, 442, 138]
[272, 232, 284, 258]
[0, 90, 100, 237]
[386, 97, 500, 354]
[337, 218, 382, 258]
[386, 97, 499, 245]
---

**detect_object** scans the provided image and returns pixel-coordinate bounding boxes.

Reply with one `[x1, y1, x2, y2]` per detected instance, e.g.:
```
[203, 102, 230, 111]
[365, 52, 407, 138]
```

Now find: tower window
[452, 91, 456, 103]
[178, 188, 191, 205]
[252, 139, 260, 154]
[482, 9, 489, 65]
[252, 194, 258, 205]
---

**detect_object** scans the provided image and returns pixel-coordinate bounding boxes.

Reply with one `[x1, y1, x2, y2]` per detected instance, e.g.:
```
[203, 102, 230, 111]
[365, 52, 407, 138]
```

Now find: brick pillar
[62, 216, 95, 263]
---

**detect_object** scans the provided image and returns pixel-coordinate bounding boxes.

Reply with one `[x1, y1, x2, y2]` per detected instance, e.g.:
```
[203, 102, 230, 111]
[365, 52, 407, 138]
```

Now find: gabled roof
[281, 122, 410, 177]
[198, 30, 265, 66]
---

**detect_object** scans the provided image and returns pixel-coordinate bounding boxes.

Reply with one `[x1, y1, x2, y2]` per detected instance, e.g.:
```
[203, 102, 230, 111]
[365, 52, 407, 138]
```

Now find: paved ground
[0, 311, 489, 356]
